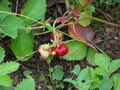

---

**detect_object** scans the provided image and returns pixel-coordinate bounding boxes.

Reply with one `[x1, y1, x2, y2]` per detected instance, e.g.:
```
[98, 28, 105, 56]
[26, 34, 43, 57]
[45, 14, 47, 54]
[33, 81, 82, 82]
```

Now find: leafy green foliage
[71, 0, 82, 10]
[21, 0, 46, 25]
[0, 15, 24, 38]
[39, 74, 45, 82]
[0, 75, 12, 87]
[0, 61, 20, 76]
[23, 70, 32, 77]
[0, 2, 11, 21]
[63, 41, 87, 61]
[0, 46, 5, 63]
[72, 64, 81, 75]
[111, 73, 120, 90]
[11, 30, 34, 60]
[1, 0, 12, 5]
[99, 76, 112, 90]
[52, 65, 64, 81]
[94, 54, 120, 76]
[79, 12, 92, 26]
[94, 53, 110, 71]
[86, 47, 97, 66]
[64, 66, 98, 89]
[14, 77, 35, 90]
[108, 59, 120, 73]
[0, 85, 11, 90]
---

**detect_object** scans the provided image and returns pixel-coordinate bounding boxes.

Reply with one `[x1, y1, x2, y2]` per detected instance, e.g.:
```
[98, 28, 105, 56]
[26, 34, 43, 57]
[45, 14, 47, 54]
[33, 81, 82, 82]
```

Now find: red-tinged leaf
[68, 22, 95, 42]
[69, 6, 80, 18]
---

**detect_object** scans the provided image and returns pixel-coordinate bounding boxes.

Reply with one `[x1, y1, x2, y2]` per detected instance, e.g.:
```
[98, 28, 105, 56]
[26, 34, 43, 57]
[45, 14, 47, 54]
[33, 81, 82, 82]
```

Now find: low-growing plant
[64, 53, 120, 90]
[47, 65, 64, 89]
[0, 0, 120, 89]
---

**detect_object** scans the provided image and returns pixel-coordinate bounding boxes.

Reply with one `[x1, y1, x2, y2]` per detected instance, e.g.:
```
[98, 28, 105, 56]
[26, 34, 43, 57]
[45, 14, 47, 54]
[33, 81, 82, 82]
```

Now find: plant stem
[15, 50, 38, 62]
[0, 11, 43, 25]
[86, 15, 120, 27]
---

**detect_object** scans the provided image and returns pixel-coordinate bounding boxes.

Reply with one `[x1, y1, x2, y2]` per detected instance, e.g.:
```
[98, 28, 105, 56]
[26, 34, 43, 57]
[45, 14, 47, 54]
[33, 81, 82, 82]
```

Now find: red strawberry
[51, 44, 68, 56]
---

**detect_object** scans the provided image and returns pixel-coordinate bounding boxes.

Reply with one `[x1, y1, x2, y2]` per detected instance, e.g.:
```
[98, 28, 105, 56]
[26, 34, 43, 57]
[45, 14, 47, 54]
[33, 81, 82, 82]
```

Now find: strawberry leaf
[79, 11, 92, 26]
[63, 41, 87, 61]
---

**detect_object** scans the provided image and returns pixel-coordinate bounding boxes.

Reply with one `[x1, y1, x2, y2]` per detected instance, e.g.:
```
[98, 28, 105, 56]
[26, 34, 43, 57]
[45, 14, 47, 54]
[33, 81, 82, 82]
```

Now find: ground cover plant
[0, 0, 120, 90]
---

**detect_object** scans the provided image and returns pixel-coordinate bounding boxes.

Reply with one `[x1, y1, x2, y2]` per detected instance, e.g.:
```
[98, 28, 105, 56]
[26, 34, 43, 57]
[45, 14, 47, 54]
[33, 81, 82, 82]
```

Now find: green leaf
[64, 78, 77, 85]
[23, 70, 32, 77]
[14, 77, 35, 90]
[79, 11, 92, 26]
[39, 74, 45, 82]
[0, 85, 11, 90]
[0, 75, 12, 87]
[46, 85, 53, 89]
[111, 73, 120, 80]
[94, 53, 110, 71]
[71, 0, 82, 10]
[108, 59, 120, 73]
[11, 30, 34, 60]
[111, 73, 120, 90]
[113, 79, 120, 90]
[79, 0, 85, 6]
[63, 41, 87, 61]
[0, 46, 5, 63]
[90, 79, 101, 90]
[0, 2, 11, 21]
[52, 65, 64, 81]
[72, 64, 81, 75]
[86, 47, 97, 66]
[77, 67, 95, 82]
[85, 4, 95, 12]
[21, 0, 46, 25]
[94, 67, 109, 76]
[1, 0, 12, 5]
[0, 61, 20, 76]
[56, 83, 64, 89]
[0, 15, 24, 38]
[99, 76, 112, 90]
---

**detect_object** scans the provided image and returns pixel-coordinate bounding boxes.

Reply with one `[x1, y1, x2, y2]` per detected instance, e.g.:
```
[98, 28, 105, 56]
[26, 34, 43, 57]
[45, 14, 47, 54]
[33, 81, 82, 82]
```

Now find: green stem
[87, 16, 120, 27]
[56, 30, 87, 43]
[30, 26, 45, 29]
[15, 50, 38, 62]
[0, 11, 43, 25]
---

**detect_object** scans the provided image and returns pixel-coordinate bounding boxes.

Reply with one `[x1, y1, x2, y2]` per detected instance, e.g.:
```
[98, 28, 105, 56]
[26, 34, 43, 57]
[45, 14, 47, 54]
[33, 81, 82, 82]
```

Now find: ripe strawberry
[50, 32, 64, 40]
[51, 44, 68, 56]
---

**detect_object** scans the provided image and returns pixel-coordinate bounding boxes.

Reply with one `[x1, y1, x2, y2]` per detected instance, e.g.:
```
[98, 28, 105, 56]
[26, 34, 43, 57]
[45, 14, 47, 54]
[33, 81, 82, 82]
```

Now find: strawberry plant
[64, 53, 120, 90]
[0, 0, 120, 89]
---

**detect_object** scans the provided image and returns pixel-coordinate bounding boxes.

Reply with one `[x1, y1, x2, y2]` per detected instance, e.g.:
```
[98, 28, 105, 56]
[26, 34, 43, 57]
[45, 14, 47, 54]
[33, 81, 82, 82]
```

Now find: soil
[0, 0, 120, 90]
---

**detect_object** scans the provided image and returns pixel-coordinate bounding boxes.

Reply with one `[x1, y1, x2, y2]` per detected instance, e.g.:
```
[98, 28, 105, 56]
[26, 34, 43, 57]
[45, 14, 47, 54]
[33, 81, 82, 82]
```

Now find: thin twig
[15, 0, 19, 13]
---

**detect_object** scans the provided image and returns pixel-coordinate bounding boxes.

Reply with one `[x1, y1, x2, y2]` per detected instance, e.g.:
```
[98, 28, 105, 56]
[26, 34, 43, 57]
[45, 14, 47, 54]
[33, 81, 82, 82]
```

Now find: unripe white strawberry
[38, 45, 50, 59]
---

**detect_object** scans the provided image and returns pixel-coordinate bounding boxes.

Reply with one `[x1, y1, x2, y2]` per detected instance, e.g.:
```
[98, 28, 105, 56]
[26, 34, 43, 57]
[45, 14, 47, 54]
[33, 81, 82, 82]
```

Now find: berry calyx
[43, 44, 50, 50]
[50, 32, 64, 41]
[51, 43, 68, 56]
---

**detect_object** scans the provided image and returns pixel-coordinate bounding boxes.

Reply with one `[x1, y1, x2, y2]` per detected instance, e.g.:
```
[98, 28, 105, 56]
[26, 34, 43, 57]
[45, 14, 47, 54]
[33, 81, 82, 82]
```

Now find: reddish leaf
[68, 21, 95, 42]
[69, 6, 80, 19]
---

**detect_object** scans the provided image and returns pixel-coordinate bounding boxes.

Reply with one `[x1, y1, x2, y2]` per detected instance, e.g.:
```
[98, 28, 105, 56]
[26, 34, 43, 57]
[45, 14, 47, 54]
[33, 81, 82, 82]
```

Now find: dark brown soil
[0, 0, 120, 90]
